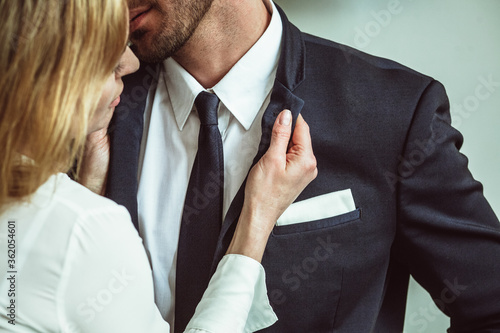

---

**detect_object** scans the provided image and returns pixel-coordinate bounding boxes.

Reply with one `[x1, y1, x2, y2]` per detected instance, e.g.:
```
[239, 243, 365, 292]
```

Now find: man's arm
[395, 80, 500, 332]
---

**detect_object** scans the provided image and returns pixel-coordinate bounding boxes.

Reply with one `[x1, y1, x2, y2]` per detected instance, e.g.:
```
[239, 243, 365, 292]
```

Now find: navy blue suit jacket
[107, 6, 500, 332]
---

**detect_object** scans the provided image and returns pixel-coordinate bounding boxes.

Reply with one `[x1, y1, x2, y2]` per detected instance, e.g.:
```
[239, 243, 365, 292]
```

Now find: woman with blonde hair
[0, 0, 317, 332]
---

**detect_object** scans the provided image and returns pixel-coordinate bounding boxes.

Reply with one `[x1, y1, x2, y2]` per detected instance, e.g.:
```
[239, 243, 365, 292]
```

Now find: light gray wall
[273, 1, 500, 332]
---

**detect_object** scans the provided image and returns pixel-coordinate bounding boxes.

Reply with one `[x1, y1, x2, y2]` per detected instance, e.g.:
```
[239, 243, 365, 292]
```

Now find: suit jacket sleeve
[395, 80, 500, 332]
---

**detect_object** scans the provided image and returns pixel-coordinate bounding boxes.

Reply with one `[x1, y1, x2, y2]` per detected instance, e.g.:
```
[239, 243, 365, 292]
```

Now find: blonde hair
[0, 0, 128, 207]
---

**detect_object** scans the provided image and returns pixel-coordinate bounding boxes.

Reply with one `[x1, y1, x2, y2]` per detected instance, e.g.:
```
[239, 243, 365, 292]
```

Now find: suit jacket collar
[274, 5, 306, 92]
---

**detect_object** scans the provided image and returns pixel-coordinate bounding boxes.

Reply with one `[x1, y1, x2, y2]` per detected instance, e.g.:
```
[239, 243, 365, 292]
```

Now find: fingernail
[279, 110, 292, 126]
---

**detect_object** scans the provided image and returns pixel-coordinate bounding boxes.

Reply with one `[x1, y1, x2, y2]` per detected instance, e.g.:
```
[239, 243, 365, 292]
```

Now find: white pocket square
[276, 189, 356, 226]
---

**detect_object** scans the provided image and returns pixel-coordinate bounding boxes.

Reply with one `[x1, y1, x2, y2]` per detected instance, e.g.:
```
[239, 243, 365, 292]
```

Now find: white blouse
[0, 173, 277, 332]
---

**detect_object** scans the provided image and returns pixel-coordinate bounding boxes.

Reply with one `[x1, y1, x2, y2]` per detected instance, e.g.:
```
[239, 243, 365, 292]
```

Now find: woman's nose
[120, 46, 140, 77]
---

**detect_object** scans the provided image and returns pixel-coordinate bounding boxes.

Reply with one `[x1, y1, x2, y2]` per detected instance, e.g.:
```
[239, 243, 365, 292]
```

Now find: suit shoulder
[301, 32, 433, 88]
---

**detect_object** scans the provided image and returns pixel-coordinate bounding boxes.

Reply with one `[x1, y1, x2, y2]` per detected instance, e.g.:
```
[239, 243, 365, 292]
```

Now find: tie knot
[195, 91, 220, 126]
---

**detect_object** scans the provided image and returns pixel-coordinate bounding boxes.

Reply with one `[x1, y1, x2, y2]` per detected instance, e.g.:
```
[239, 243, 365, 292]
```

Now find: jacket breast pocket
[273, 208, 361, 236]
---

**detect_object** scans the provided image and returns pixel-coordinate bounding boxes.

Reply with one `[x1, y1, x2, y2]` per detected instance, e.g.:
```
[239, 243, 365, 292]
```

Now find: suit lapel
[106, 62, 160, 230]
[212, 6, 307, 270]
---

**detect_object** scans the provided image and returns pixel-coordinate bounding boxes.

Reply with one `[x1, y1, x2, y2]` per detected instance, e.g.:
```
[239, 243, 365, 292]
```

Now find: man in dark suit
[101, 0, 500, 331]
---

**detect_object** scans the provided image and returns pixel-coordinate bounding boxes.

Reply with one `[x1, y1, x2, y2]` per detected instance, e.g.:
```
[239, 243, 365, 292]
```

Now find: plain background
[273, 0, 500, 332]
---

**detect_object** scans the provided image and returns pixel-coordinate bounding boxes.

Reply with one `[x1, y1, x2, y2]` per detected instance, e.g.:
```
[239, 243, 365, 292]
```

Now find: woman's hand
[227, 110, 317, 262]
[77, 128, 110, 195]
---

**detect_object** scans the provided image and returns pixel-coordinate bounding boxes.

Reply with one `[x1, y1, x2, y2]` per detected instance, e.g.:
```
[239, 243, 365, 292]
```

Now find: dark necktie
[175, 91, 224, 332]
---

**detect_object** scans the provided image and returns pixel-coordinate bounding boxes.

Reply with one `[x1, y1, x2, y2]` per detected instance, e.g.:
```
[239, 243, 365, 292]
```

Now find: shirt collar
[163, 59, 204, 131]
[163, 0, 283, 131]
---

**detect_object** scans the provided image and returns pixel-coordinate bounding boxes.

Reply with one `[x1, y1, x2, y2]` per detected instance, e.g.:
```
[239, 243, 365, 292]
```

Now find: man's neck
[172, 0, 272, 89]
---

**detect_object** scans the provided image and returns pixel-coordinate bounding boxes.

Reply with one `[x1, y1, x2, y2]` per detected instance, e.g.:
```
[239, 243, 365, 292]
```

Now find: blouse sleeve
[58, 203, 276, 333]
[186, 255, 278, 333]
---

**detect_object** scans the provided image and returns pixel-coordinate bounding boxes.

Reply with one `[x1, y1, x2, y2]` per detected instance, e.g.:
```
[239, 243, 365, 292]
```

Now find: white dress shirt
[137, 0, 283, 327]
[0, 173, 277, 332]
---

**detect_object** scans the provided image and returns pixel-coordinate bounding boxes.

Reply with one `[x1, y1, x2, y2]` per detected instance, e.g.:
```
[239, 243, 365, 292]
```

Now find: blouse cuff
[185, 254, 278, 332]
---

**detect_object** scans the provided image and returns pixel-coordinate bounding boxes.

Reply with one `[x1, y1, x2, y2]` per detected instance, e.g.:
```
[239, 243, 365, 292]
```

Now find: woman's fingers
[286, 114, 317, 179]
[245, 110, 317, 224]
[264, 109, 293, 169]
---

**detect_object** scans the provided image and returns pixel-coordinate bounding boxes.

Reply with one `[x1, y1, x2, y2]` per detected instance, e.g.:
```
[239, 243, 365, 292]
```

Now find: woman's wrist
[225, 204, 275, 262]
